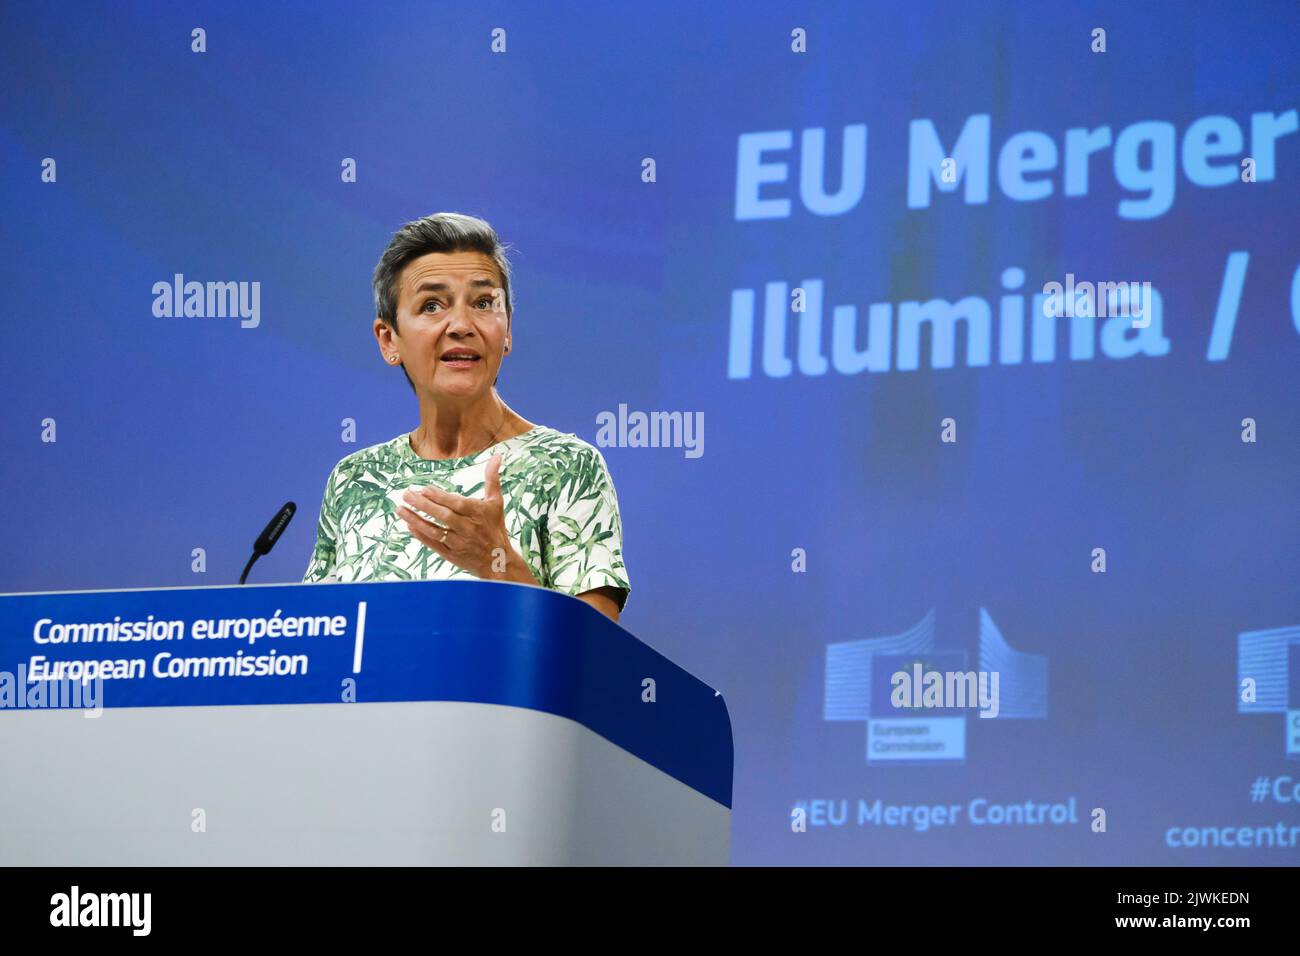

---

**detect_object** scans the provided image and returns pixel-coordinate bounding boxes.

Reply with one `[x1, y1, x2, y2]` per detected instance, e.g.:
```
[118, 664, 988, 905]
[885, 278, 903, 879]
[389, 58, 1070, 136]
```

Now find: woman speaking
[303, 213, 630, 623]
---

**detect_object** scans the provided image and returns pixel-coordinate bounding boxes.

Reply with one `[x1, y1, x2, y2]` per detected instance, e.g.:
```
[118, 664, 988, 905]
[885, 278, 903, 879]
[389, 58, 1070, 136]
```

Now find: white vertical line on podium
[353, 601, 367, 673]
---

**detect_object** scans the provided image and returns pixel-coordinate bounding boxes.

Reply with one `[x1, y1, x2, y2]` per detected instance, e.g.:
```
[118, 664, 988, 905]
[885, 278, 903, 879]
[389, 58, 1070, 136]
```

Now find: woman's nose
[444, 305, 477, 332]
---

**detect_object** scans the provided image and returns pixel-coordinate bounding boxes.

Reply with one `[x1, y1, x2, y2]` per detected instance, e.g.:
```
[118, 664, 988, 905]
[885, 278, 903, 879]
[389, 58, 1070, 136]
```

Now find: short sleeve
[303, 465, 342, 583]
[544, 446, 630, 611]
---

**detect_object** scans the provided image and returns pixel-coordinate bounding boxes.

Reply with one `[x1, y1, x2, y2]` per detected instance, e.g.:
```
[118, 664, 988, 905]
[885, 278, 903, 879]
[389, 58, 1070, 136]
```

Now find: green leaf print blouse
[303, 425, 630, 611]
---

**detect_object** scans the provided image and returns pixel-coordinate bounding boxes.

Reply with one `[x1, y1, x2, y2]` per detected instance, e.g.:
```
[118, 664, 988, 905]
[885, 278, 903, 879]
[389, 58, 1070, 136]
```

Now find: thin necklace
[413, 409, 511, 460]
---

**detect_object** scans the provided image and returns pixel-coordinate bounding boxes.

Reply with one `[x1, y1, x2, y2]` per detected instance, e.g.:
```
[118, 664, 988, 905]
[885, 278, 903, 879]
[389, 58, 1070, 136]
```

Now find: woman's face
[378, 250, 510, 402]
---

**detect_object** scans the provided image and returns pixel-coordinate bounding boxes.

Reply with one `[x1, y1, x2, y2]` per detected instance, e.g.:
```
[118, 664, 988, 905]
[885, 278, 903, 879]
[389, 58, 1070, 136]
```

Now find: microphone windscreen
[254, 502, 296, 555]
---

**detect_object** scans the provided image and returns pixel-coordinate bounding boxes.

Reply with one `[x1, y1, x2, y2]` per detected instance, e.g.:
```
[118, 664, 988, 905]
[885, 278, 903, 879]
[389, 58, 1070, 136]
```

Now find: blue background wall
[2, 1, 1297, 864]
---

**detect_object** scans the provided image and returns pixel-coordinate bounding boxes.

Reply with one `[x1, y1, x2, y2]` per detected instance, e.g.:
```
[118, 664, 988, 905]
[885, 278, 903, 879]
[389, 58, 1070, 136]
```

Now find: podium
[0, 579, 732, 865]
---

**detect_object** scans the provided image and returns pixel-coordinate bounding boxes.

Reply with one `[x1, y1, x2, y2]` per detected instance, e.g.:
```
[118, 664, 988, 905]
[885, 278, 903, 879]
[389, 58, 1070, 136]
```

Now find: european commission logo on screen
[823, 608, 1047, 765]
[1236, 625, 1300, 758]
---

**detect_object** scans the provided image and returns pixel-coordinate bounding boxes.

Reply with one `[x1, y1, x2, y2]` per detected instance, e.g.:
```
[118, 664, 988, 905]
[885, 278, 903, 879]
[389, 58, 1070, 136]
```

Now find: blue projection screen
[1, 1, 1297, 865]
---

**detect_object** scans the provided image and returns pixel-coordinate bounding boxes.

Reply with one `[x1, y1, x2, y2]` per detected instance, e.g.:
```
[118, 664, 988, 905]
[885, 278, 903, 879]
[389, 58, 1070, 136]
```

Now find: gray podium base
[0, 701, 731, 866]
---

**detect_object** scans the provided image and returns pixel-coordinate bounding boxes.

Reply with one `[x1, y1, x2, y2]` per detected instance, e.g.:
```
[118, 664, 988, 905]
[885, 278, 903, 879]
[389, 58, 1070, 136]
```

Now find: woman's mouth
[441, 354, 481, 369]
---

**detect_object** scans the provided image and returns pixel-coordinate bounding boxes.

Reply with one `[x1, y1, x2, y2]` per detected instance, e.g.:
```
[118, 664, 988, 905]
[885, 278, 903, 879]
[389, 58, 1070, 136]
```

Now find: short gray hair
[373, 212, 514, 327]
[372, 212, 515, 390]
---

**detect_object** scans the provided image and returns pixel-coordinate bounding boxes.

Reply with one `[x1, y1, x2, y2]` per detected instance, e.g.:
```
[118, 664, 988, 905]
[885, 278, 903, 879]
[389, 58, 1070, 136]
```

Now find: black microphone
[239, 502, 296, 585]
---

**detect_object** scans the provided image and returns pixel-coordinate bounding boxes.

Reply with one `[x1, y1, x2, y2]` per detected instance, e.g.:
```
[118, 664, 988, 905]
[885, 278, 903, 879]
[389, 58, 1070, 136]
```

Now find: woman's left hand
[396, 454, 538, 584]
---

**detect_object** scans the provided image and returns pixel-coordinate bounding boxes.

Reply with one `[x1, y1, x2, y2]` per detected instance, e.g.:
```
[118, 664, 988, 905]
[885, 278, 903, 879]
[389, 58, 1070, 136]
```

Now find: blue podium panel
[0, 580, 733, 865]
